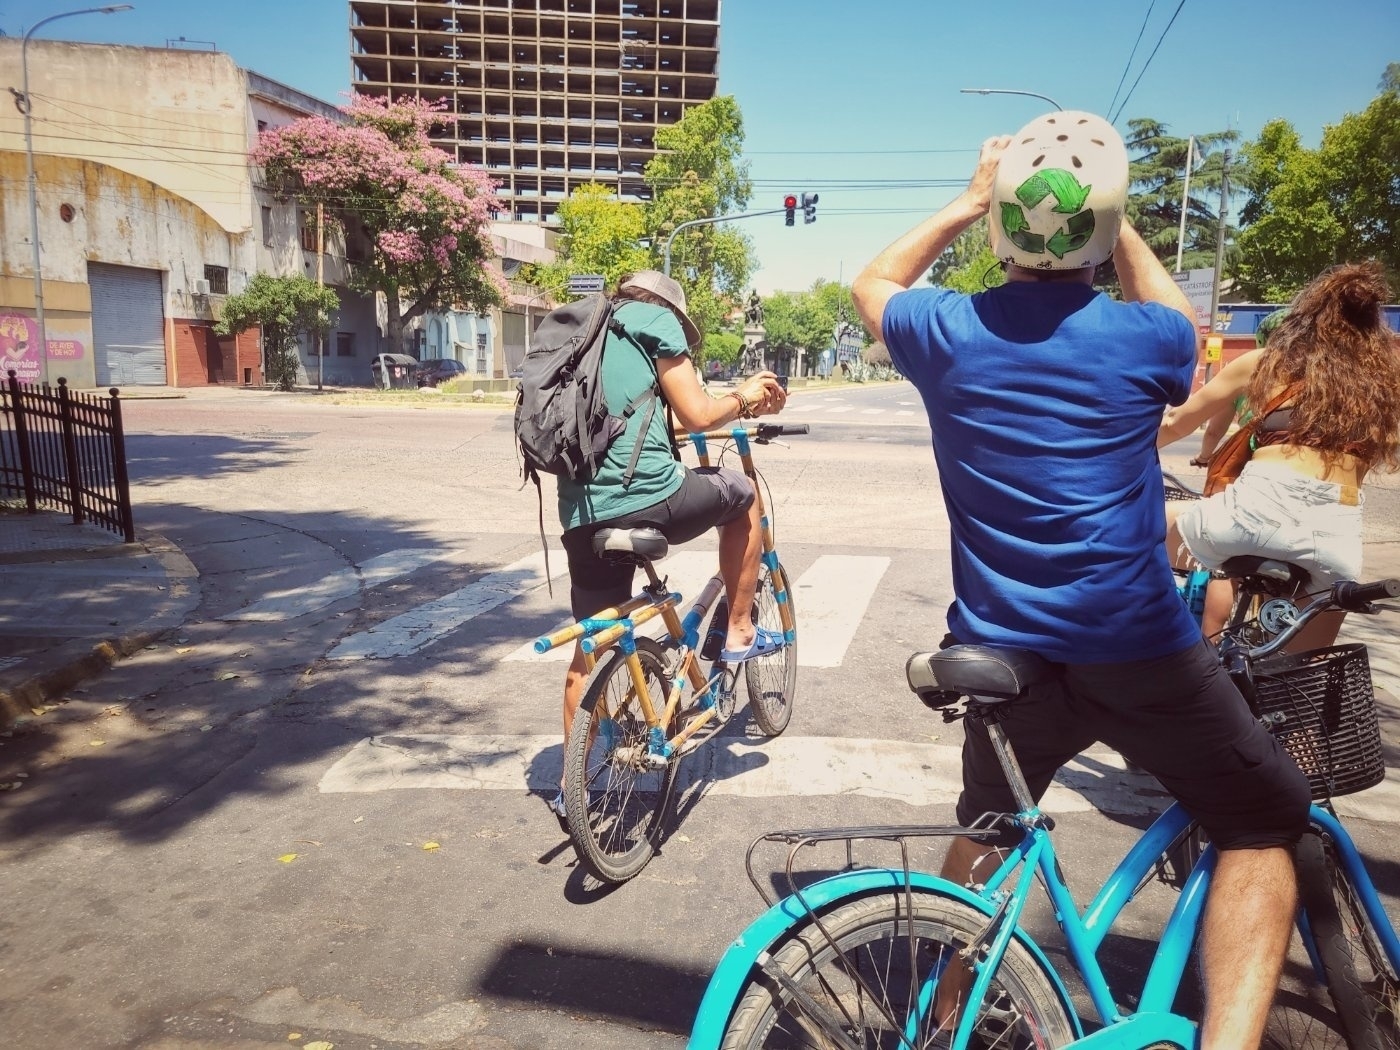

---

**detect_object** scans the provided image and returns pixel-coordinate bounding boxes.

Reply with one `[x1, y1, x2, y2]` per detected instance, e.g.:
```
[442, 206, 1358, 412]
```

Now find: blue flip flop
[719, 627, 786, 664]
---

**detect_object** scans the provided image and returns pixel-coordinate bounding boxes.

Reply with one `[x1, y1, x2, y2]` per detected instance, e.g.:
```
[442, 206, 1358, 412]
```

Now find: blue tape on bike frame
[691, 433, 709, 458]
[685, 868, 1083, 1049]
[647, 725, 672, 760]
[761, 549, 779, 572]
[581, 619, 635, 655]
[732, 430, 752, 457]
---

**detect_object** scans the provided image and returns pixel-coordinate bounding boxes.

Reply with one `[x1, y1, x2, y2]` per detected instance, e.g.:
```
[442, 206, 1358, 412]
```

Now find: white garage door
[89, 263, 166, 387]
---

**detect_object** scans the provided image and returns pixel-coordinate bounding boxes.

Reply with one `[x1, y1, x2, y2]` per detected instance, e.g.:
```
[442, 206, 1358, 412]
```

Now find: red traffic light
[783, 195, 797, 209]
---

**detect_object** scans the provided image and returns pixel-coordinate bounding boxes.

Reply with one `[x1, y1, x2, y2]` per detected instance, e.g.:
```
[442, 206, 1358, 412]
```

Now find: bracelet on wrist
[729, 391, 753, 420]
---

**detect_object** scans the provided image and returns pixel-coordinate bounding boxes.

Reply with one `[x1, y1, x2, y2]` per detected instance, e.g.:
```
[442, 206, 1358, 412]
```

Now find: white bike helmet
[988, 111, 1129, 271]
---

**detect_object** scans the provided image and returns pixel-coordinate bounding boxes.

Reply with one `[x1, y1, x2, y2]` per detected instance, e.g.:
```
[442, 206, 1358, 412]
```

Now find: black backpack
[513, 294, 679, 589]
[513, 293, 666, 489]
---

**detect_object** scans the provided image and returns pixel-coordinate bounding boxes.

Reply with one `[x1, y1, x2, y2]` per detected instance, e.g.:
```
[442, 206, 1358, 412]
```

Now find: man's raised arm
[1113, 220, 1195, 327]
[852, 136, 1011, 339]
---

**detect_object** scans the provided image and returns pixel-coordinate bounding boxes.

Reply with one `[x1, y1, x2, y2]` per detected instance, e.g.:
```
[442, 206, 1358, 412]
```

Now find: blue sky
[5, 0, 1396, 294]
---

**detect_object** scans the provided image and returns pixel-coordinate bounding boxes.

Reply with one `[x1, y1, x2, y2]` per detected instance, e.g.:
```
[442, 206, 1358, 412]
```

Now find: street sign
[567, 274, 605, 294]
[1171, 268, 1215, 333]
[1204, 336, 1223, 363]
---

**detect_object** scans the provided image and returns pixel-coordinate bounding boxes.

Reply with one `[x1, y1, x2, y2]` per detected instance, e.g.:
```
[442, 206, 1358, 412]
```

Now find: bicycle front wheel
[720, 890, 1077, 1049]
[1296, 829, 1400, 1050]
[564, 636, 678, 885]
[746, 562, 797, 737]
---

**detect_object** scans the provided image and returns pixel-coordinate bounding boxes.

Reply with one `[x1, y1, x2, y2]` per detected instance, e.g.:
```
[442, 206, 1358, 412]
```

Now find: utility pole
[1205, 148, 1231, 382]
[1174, 135, 1195, 273]
[316, 200, 324, 391]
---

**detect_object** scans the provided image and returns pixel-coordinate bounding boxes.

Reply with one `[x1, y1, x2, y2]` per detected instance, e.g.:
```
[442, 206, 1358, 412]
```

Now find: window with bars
[203, 265, 229, 294]
[476, 332, 488, 373]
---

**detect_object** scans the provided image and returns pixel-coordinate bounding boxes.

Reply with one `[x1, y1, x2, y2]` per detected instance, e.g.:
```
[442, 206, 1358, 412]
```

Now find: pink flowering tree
[253, 96, 505, 354]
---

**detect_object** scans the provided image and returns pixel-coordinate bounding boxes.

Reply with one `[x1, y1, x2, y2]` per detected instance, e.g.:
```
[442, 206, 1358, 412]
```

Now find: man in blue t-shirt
[852, 113, 1308, 1050]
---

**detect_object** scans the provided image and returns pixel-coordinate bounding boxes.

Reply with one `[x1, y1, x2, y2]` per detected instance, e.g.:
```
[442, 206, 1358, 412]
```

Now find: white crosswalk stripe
[451, 553, 888, 668]
[222, 549, 459, 622]
[502, 551, 720, 663]
[315, 732, 1400, 821]
[328, 550, 567, 660]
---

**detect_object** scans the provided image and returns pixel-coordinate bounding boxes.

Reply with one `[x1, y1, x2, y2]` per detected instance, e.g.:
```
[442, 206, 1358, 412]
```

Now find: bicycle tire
[1296, 829, 1400, 1050]
[720, 890, 1077, 1049]
[563, 636, 679, 885]
[746, 561, 797, 737]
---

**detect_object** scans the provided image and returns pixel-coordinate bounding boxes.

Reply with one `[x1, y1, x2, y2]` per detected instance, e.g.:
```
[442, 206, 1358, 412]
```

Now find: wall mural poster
[0, 314, 41, 383]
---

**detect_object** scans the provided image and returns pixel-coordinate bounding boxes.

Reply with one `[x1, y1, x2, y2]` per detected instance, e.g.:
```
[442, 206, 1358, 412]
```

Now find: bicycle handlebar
[755, 423, 809, 441]
[1243, 577, 1399, 660]
[681, 423, 811, 443]
[1332, 577, 1400, 608]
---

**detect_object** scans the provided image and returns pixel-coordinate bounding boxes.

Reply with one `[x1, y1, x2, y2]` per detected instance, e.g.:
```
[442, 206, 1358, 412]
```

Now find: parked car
[371, 353, 419, 389]
[415, 358, 470, 388]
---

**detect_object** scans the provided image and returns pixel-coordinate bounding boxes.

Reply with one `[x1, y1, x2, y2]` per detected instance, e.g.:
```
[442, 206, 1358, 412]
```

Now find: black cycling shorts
[562, 466, 754, 620]
[952, 636, 1312, 851]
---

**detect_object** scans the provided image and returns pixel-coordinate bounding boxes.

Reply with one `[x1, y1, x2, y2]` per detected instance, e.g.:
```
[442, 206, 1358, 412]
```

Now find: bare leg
[1199, 846, 1297, 1050]
[561, 642, 588, 790]
[718, 487, 762, 651]
[1202, 577, 1236, 639]
[1164, 501, 1196, 571]
[933, 836, 1008, 1027]
[1286, 607, 1345, 653]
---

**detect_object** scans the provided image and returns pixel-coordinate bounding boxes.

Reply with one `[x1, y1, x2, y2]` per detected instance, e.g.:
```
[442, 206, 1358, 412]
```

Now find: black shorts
[952, 636, 1312, 851]
[562, 466, 754, 620]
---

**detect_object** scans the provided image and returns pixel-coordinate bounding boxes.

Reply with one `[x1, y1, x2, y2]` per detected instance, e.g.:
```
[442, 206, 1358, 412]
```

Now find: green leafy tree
[643, 96, 757, 343]
[702, 329, 744, 372]
[760, 280, 857, 373]
[216, 274, 339, 391]
[532, 183, 651, 300]
[1123, 119, 1238, 272]
[928, 218, 1005, 294]
[1234, 74, 1400, 300]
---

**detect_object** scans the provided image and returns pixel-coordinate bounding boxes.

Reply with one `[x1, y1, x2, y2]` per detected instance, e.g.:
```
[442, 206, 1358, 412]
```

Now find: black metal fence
[0, 370, 135, 542]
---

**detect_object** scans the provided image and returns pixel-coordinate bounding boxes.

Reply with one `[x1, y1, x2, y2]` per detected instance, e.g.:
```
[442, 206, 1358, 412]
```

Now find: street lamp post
[17, 5, 134, 385]
[960, 88, 1064, 111]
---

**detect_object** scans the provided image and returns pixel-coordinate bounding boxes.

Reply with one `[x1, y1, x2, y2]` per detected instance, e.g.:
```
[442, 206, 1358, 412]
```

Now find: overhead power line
[1110, 0, 1188, 125]
[1106, 0, 1157, 120]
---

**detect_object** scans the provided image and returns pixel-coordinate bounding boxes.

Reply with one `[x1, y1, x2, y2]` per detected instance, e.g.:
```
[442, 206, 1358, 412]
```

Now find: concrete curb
[0, 530, 200, 730]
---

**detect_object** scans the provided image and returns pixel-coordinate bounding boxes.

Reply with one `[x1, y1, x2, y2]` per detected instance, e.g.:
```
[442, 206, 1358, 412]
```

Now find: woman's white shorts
[1175, 460, 1364, 590]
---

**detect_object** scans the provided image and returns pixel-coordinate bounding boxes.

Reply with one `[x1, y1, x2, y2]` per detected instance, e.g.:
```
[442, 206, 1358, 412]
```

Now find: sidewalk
[0, 510, 199, 728]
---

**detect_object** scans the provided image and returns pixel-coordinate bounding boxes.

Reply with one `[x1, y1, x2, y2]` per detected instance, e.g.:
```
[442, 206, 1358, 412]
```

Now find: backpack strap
[608, 318, 683, 488]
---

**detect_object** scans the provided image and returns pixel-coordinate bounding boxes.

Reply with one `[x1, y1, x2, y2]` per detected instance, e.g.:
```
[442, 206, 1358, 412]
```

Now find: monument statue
[744, 290, 764, 327]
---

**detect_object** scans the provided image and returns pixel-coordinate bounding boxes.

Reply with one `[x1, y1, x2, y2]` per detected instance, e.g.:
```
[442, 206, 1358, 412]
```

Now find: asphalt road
[0, 380, 1396, 1050]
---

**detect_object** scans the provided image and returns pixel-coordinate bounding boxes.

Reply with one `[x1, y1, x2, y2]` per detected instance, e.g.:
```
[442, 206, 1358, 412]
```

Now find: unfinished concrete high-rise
[349, 0, 722, 223]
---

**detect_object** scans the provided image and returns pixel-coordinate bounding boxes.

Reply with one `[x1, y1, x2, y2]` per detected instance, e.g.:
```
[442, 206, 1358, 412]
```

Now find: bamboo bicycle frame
[531, 426, 796, 756]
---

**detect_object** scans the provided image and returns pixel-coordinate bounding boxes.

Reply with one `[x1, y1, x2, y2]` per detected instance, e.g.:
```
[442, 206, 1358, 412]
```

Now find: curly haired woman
[1158, 261, 1400, 648]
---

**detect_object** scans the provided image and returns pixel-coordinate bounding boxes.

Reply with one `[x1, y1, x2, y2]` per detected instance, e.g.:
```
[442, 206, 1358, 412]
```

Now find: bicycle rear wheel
[1296, 829, 1400, 1050]
[563, 636, 678, 884]
[746, 561, 797, 737]
[720, 890, 1077, 1049]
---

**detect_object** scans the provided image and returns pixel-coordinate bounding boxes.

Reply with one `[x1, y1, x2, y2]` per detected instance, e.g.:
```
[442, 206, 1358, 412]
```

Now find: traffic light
[784, 194, 797, 226]
[802, 192, 819, 224]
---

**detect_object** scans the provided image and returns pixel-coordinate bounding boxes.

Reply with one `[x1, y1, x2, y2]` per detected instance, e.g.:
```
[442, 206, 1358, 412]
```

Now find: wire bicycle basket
[1253, 644, 1385, 800]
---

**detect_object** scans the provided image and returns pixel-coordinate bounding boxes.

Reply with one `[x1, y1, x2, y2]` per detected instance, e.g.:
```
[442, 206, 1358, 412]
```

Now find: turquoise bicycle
[689, 575, 1400, 1049]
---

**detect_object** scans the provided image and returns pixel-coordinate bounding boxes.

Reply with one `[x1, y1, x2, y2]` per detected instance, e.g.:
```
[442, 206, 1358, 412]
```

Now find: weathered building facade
[0, 40, 376, 388]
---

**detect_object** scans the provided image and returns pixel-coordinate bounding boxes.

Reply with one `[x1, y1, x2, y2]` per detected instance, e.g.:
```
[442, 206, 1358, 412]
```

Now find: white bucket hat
[618, 270, 702, 349]
[988, 111, 1129, 271]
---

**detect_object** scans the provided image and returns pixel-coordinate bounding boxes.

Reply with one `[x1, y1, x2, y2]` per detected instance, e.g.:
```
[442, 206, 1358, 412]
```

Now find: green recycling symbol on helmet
[1000, 169, 1095, 260]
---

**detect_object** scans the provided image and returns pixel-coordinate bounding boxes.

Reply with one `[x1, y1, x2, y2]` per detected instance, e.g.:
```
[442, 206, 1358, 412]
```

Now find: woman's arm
[1158, 349, 1263, 448]
[656, 356, 788, 432]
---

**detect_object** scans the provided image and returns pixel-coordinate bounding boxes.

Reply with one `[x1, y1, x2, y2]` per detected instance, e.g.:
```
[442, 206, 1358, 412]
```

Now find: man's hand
[739, 371, 788, 417]
[961, 135, 1013, 216]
